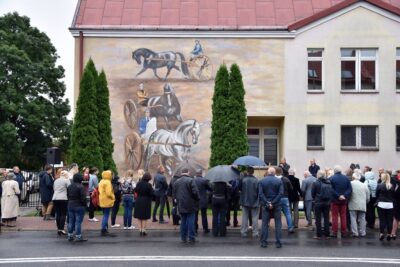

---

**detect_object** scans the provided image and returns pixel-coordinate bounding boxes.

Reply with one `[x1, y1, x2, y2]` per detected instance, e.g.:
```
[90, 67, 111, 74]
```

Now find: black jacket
[212, 182, 231, 201]
[39, 171, 54, 203]
[67, 174, 86, 208]
[311, 178, 332, 205]
[280, 176, 293, 198]
[376, 183, 394, 203]
[194, 176, 212, 209]
[288, 175, 302, 202]
[172, 175, 200, 214]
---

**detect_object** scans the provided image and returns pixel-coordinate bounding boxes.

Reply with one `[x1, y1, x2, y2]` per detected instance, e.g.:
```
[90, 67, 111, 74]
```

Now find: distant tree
[0, 12, 70, 169]
[96, 70, 117, 174]
[209, 64, 231, 167]
[70, 60, 103, 171]
[227, 64, 248, 162]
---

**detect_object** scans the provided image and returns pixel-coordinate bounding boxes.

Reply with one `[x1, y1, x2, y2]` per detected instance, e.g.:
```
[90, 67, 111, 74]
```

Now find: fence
[19, 171, 41, 214]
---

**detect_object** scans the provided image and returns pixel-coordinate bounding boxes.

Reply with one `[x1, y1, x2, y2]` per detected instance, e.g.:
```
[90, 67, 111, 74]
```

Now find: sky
[0, 0, 79, 118]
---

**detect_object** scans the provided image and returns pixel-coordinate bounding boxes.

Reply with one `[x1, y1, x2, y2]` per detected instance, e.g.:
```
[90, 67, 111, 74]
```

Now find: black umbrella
[173, 158, 205, 177]
[233, 155, 266, 167]
[205, 165, 240, 183]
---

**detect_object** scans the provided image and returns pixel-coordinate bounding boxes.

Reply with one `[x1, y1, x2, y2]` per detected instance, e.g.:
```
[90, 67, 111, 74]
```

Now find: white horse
[143, 119, 201, 174]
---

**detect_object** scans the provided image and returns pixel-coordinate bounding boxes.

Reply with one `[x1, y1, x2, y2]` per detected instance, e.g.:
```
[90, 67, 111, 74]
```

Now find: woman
[99, 170, 115, 236]
[390, 174, 400, 240]
[67, 173, 87, 242]
[53, 170, 70, 236]
[134, 172, 154, 236]
[120, 170, 136, 230]
[88, 167, 99, 222]
[376, 172, 394, 241]
[211, 181, 231, 237]
[1, 173, 20, 227]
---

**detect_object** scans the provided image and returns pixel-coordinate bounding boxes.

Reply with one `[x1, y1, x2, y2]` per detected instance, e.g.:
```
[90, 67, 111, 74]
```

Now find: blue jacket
[308, 164, 320, 178]
[154, 173, 168, 197]
[39, 171, 54, 203]
[14, 172, 24, 190]
[258, 175, 283, 206]
[330, 172, 352, 200]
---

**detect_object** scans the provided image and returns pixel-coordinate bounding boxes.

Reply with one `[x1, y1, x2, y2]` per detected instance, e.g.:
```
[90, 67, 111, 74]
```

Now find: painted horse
[132, 48, 190, 80]
[143, 119, 201, 174]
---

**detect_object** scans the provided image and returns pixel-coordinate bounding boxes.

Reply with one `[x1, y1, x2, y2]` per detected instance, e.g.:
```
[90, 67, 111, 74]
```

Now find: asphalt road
[1, 229, 400, 266]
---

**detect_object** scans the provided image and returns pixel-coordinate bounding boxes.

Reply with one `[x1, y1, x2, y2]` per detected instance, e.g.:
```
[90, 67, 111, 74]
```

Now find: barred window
[307, 125, 324, 149]
[341, 126, 378, 150]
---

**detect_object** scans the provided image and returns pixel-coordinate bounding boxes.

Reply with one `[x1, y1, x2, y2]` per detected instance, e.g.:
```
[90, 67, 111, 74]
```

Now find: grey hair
[288, 168, 295, 175]
[316, 170, 326, 179]
[352, 172, 361, 180]
[6, 172, 16, 180]
[333, 165, 342, 174]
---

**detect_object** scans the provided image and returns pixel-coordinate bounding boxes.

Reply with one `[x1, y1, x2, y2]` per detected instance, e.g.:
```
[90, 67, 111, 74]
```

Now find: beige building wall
[285, 6, 400, 173]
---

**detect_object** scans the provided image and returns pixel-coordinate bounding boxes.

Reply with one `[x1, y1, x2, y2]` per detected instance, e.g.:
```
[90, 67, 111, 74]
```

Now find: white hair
[288, 168, 295, 175]
[333, 165, 342, 174]
[352, 172, 361, 180]
[317, 170, 326, 179]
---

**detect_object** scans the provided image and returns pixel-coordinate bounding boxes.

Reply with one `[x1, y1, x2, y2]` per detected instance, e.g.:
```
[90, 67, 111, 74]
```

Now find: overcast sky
[0, 0, 78, 118]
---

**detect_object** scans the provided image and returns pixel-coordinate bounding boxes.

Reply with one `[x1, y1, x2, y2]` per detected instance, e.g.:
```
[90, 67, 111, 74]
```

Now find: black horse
[142, 83, 183, 129]
[132, 48, 190, 80]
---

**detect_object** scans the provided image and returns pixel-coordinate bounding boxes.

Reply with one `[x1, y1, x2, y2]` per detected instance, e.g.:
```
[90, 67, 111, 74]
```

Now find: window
[247, 128, 278, 165]
[308, 48, 323, 90]
[341, 49, 377, 91]
[397, 126, 400, 150]
[307, 125, 324, 149]
[397, 49, 400, 90]
[341, 126, 378, 150]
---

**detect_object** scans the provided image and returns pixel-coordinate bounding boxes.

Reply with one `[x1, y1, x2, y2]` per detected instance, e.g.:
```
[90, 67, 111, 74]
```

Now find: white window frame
[396, 48, 400, 91]
[340, 48, 378, 92]
[341, 126, 379, 150]
[396, 125, 400, 151]
[247, 127, 279, 165]
[307, 125, 324, 150]
[307, 48, 324, 92]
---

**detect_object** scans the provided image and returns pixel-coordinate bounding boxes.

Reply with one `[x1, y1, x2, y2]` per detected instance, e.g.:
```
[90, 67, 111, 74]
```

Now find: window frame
[396, 125, 400, 151]
[340, 48, 378, 93]
[307, 48, 324, 93]
[307, 125, 325, 150]
[247, 127, 279, 165]
[340, 125, 379, 151]
[396, 48, 400, 92]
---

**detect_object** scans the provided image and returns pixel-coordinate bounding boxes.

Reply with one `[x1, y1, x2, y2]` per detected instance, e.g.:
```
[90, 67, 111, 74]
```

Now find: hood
[319, 177, 330, 184]
[73, 173, 83, 183]
[365, 172, 375, 181]
[102, 170, 112, 181]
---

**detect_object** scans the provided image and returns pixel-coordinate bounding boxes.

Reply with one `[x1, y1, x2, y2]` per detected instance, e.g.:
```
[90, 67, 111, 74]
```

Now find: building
[70, 0, 400, 175]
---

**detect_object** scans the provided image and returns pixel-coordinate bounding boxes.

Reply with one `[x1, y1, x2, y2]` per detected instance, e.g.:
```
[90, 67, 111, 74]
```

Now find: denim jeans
[67, 206, 85, 237]
[102, 208, 111, 231]
[280, 197, 293, 230]
[180, 212, 196, 241]
[261, 205, 282, 245]
[289, 201, 299, 228]
[123, 195, 134, 227]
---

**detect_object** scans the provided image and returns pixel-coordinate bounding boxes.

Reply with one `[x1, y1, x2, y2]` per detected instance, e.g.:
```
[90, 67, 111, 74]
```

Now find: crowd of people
[1, 158, 400, 248]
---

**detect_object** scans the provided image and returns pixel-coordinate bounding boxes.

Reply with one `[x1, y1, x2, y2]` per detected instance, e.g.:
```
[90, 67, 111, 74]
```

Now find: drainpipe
[79, 31, 84, 81]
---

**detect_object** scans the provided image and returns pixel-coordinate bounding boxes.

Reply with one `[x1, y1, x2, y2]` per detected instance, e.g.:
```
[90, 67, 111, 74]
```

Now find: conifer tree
[70, 61, 103, 170]
[97, 70, 117, 174]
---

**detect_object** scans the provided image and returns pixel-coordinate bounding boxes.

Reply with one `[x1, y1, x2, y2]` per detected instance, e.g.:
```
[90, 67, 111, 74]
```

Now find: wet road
[1, 229, 399, 266]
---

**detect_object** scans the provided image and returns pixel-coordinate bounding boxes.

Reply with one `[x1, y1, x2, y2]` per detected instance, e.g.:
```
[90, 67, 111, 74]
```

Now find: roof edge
[288, 0, 400, 31]
[70, 25, 288, 31]
[71, 0, 82, 29]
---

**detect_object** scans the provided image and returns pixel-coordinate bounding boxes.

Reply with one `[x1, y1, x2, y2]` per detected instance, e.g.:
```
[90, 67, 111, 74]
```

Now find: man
[39, 164, 55, 220]
[190, 40, 203, 60]
[279, 157, 290, 177]
[288, 169, 302, 228]
[167, 174, 181, 226]
[172, 168, 200, 244]
[153, 166, 168, 224]
[139, 109, 151, 136]
[330, 165, 352, 238]
[259, 167, 283, 248]
[194, 169, 212, 233]
[226, 176, 240, 227]
[348, 172, 370, 237]
[312, 170, 333, 239]
[239, 167, 260, 238]
[364, 167, 377, 228]
[13, 166, 24, 193]
[308, 159, 320, 178]
[301, 171, 316, 227]
[276, 167, 294, 233]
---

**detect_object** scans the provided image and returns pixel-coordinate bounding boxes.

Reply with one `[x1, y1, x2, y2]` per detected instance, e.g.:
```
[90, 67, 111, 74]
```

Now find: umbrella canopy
[205, 165, 240, 183]
[173, 158, 205, 177]
[233, 155, 266, 167]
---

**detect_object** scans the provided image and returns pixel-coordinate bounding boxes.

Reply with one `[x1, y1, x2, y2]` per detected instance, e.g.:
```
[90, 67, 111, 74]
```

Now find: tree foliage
[209, 64, 248, 167]
[70, 59, 103, 171]
[0, 12, 70, 169]
[96, 70, 117, 173]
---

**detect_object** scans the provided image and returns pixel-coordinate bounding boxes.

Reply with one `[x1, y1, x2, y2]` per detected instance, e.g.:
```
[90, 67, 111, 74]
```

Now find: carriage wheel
[189, 56, 213, 81]
[124, 133, 143, 171]
[124, 99, 137, 129]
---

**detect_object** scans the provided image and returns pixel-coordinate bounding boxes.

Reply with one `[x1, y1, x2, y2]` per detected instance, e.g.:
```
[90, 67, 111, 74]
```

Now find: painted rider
[137, 82, 148, 99]
[190, 40, 203, 60]
[139, 108, 151, 136]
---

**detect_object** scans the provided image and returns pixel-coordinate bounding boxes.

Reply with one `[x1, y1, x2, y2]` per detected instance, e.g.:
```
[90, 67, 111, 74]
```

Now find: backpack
[319, 181, 333, 202]
[120, 180, 134, 195]
[91, 187, 100, 208]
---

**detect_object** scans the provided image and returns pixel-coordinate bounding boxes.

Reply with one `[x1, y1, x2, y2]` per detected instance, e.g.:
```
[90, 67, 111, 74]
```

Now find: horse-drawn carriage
[132, 48, 213, 81]
[123, 83, 201, 173]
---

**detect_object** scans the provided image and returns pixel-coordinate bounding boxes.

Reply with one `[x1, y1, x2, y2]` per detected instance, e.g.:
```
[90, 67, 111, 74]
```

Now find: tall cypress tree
[210, 64, 231, 167]
[228, 64, 248, 162]
[97, 70, 117, 174]
[70, 61, 103, 170]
